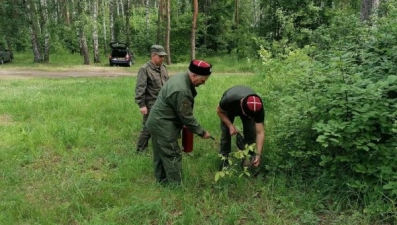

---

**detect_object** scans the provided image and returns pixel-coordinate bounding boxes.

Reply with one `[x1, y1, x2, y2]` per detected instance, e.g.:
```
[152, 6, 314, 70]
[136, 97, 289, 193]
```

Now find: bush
[262, 5, 397, 221]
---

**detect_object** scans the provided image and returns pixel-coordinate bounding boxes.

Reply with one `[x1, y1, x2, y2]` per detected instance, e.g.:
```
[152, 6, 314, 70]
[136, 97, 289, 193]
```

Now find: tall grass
[0, 60, 377, 224]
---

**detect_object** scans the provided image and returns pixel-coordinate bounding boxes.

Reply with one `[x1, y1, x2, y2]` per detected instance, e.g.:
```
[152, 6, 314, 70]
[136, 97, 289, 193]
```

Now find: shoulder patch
[180, 98, 192, 115]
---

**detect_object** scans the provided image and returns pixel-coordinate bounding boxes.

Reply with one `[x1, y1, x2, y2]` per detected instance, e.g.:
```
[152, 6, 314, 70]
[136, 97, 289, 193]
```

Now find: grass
[0, 53, 378, 224]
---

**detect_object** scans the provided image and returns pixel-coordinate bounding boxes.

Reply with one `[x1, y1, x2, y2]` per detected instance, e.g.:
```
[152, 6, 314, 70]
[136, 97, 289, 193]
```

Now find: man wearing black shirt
[216, 85, 266, 170]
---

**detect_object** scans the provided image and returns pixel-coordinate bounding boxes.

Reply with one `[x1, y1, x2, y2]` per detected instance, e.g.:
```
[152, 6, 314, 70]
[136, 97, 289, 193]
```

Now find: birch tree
[77, 0, 90, 65]
[92, 0, 100, 63]
[109, 0, 115, 42]
[39, 0, 50, 62]
[145, 0, 150, 39]
[125, 0, 131, 46]
[26, 0, 43, 62]
[102, 0, 108, 54]
[190, 0, 198, 60]
[360, 0, 380, 21]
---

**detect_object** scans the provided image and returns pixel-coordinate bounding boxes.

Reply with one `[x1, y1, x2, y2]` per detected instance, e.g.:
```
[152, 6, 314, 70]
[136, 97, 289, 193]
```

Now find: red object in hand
[182, 126, 194, 152]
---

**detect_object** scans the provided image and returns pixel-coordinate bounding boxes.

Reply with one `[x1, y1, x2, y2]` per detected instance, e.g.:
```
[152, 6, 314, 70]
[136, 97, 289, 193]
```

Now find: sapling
[214, 143, 257, 182]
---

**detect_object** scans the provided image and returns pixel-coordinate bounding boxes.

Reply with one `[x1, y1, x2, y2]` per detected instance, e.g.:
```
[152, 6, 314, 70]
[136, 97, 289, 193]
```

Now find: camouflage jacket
[135, 61, 169, 108]
[146, 72, 206, 140]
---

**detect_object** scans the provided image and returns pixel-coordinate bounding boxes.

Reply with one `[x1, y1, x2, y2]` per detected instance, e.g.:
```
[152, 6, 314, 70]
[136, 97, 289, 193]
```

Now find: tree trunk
[70, 0, 76, 23]
[29, 27, 42, 62]
[235, 0, 239, 29]
[54, 0, 59, 24]
[234, 0, 240, 56]
[92, 0, 100, 63]
[156, 0, 165, 44]
[145, 0, 150, 39]
[0, 0, 15, 59]
[165, 0, 171, 64]
[109, 0, 115, 42]
[125, 0, 131, 46]
[77, 0, 90, 65]
[40, 0, 50, 62]
[203, 0, 208, 49]
[102, 0, 108, 54]
[252, 0, 260, 28]
[27, 0, 43, 62]
[54, 0, 65, 25]
[190, 0, 198, 60]
[64, 0, 70, 26]
[79, 28, 90, 65]
[360, 0, 380, 21]
[6, 37, 14, 60]
[116, 0, 123, 16]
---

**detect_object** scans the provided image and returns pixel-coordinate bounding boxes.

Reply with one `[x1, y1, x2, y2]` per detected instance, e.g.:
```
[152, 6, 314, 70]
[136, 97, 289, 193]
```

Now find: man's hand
[202, 131, 211, 139]
[140, 106, 148, 115]
[229, 125, 238, 135]
[251, 155, 260, 167]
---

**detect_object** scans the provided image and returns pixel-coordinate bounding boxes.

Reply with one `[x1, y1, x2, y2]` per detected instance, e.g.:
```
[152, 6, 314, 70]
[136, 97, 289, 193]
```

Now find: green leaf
[383, 182, 397, 190]
[215, 172, 220, 182]
[329, 138, 339, 143]
[335, 156, 352, 162]
[386, 75, 397, 84]
[360, 145, 370, 151]
[316, 135, 327, 143]
[354, 164, 367, 173]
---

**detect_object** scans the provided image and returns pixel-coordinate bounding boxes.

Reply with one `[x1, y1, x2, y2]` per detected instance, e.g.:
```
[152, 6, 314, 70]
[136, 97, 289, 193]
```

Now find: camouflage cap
[150, 45, 167, 56]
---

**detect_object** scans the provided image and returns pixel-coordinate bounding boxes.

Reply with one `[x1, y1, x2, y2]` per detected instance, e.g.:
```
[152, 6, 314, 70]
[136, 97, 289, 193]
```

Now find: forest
[0, 0, 378, 64]
[1, 0, 397, 224]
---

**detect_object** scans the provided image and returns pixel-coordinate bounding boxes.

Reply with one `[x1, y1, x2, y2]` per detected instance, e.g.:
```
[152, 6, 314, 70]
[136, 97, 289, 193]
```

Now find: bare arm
[216, 105, 238, 135]
[252, 122, 265, 167]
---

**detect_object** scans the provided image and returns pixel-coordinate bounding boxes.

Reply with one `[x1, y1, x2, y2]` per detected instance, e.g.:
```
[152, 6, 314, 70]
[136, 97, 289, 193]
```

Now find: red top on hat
[246, 95, 262, 112]
[189, 60, 212, 76]
[242, 95, 263, 116]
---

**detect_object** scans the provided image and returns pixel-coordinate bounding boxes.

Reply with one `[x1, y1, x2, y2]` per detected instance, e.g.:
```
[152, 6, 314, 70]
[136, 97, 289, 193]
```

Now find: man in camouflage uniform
[135, 45, 169, 153]
[146, 60, 213, 185]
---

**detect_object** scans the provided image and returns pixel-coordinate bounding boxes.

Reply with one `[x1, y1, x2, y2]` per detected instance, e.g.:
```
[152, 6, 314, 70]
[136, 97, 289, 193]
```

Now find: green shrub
[262, 5, 397, 221]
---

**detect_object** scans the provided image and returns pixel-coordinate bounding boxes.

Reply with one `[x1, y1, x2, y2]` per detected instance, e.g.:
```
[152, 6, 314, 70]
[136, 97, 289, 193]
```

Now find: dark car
[108, 42, 134, 67]
[0, 45, 12, 65]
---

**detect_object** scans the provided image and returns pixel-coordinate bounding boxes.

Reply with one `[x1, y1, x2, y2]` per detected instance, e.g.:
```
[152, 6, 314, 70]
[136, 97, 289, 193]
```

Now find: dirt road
[0, 67, 136, 79]
[0, 67, 253, 80]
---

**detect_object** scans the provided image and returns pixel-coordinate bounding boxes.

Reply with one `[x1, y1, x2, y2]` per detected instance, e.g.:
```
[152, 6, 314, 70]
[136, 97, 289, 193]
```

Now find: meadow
[0, 53, 378, 225]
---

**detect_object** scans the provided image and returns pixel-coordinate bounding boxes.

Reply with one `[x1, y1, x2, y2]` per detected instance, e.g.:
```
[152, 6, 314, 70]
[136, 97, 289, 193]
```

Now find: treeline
[0, 0, 379, 64]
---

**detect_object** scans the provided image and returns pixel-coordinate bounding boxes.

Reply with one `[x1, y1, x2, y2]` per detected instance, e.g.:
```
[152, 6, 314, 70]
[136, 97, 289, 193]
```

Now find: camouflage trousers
[136, 102, 154, 151]
[151, 134, 183, 184]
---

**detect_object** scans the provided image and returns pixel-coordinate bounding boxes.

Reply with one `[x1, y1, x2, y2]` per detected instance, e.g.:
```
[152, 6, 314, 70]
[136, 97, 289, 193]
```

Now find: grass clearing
[0, 61, 377, 224]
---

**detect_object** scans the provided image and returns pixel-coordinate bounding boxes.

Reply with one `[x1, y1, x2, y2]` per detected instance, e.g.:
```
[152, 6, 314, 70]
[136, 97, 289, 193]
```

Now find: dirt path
[0, 67, 253, 80]
[0, 67, 136, 79]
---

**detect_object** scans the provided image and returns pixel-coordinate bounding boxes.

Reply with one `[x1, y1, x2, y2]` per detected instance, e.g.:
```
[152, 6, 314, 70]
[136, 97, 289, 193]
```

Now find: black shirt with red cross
[219, 85, 265, 123]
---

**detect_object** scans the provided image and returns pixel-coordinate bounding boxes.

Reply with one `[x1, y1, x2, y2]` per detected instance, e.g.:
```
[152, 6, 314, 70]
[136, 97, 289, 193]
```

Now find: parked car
[108, 42, 134, 67]
[0, 45, 12, 65]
